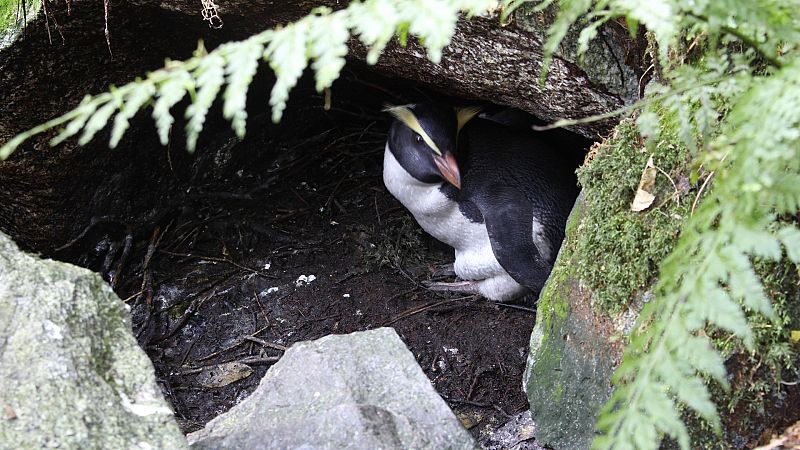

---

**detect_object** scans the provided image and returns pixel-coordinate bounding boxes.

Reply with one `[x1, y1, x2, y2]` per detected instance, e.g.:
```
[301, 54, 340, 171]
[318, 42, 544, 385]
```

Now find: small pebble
[295, 274, 317, 287]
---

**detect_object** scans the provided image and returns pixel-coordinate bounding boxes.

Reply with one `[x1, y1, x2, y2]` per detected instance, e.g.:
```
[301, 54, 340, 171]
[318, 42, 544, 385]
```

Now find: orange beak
[433, 153, 461, 189]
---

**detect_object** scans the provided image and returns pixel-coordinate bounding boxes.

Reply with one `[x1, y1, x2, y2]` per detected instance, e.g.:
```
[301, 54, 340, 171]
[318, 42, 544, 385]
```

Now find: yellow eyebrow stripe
[384, 105, 442, 155]
[455, 106, 481, 137]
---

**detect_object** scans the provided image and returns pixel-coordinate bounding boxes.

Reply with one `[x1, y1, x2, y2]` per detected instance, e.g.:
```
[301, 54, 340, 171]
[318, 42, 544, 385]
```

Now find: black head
[386, 103, 480, 189]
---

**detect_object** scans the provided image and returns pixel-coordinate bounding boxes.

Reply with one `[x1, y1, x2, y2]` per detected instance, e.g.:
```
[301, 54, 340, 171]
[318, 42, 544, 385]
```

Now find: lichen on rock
[0, 231, 186, 450]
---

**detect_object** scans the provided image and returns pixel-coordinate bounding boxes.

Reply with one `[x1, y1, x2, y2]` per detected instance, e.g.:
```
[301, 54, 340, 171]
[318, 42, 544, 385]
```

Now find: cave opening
[47, 68, 591, 438]
[0, 3, 593, 441]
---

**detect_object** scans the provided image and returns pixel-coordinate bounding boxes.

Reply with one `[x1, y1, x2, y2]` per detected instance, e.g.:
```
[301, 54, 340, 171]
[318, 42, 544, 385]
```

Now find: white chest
[382, 146, 503, 281]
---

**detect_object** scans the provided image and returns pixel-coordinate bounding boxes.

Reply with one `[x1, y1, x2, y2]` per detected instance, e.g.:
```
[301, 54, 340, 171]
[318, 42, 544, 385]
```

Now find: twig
[195, 324, 274, 362]
[121, 290, 143, 303]
[241, 335, 287, 351]
[691, 171, 716, 215]
[111, 226, 134, 289]
[638, 64, 655, 99]
[252, 288, 270, 325]
[235, 356, 280, 365]
[382, 296, 474, 326]
[134, 226, 164, 338]
[487, 301, 537, 314]
[179, 335, 200, 366]
[41, 0, 52, 44]
[54, 216, 116, 251]
[374, 194, 382, 226]
[653, 162, 681, 209]
[103, 0, 113, 59]
[149, 288, 217, 344]
[158, 249, 276, 278]
[691, 153, 729, 215]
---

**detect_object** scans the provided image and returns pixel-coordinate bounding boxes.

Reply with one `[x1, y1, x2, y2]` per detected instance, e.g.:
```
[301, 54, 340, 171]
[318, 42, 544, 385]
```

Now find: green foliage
[713, 256, 799, 437]
[0, 0, 15, 32]
[574, 119, 689, 315]
[3, 1, 799, 448]
[506, 1, 800, 449]
[0, 0, 40, 45]
[0, 0, 497, 159]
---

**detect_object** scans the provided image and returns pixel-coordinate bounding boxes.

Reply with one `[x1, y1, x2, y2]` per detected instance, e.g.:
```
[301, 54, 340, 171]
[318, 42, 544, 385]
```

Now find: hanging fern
[0, 0, 496, 159]
[3, 0, 799, 448]
[501, 0, 800, 448]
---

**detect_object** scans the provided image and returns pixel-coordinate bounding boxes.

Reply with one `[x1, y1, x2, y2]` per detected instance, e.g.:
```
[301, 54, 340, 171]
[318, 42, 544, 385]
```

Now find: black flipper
[474, 197, 553, 293]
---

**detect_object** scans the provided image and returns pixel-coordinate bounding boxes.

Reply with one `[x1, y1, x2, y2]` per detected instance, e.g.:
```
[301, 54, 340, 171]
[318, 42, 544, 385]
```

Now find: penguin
[382, 103, 583, 301]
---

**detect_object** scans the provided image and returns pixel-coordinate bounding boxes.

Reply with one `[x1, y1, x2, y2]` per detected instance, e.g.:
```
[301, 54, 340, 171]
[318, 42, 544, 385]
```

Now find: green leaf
[733, 225, 782, 260]
[185, 53, 225, 152]
[778, 225, 800, 263]
[224, 38, 264, 134]
[79, 100, 118, 146]
[110, 82, 155, 149]
[50, 97, 98, 146]
[350, 0, 400, 65]
[576, 18, 605, 59]
[706, 287, 753, 349]
[265, 23, 307, 123]
[308, 11, 349, 92]
[672, 376, 719, 427]
[402, 0, 460, 63]
[153, 71, 193, 145]
[679, 335, 728, 387]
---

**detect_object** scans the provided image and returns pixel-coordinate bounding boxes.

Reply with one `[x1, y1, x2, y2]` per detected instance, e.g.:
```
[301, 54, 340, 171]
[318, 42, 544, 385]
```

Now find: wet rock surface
[523, 194, 618, 450]
[479, 411, 543, 450]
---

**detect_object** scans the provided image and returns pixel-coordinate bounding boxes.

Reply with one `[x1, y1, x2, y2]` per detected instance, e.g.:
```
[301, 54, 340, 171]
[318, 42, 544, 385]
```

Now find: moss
[0, 0, 16, 33]
[573, 117, 692, 314]
[1, 0, 40, 49]
[696, 255, 799, 447]
[362, 215, 426, 272]
[0, 0, 40, 47]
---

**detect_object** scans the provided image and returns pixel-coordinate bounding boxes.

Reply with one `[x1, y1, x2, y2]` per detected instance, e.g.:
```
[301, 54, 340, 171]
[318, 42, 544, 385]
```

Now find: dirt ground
[46, 69, 542, 440]
[0, 3, 543, 441]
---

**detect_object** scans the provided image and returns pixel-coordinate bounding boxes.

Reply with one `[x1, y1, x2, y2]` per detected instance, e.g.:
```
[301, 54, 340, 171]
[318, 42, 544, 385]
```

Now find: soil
[55, 79, 537, 438]
[0, 3, 581, 444]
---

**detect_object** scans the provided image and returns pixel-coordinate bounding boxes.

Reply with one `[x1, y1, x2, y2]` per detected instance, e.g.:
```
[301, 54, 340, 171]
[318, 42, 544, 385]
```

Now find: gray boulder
[0, 231, 186, 450]
[188, 327, 476, 450]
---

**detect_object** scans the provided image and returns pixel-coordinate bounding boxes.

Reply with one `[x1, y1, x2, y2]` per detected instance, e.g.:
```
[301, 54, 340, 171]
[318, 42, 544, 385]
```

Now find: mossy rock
[523, 192, 620, 450]
[523, 116, 798, 448]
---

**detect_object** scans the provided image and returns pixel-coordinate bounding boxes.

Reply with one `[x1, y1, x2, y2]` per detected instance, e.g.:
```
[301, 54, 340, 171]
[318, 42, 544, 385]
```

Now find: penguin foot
[422, 280, 480, 294]
[429, 263, 456, 279]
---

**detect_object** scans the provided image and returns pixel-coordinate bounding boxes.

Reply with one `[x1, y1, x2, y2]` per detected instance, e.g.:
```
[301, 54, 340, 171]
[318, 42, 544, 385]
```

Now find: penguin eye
[414, 134, 423, 145]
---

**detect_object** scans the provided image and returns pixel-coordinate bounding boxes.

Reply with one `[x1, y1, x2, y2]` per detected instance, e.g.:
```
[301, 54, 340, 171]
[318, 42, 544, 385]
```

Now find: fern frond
[222, 38, 263, 134]
[593, 59, 800, 449]
[110, 82, 156, 149]
[0, 0, 499, 159]
[185, 52, 225, 152]
[153, 70, 193, 145]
